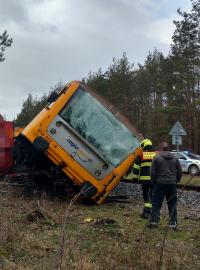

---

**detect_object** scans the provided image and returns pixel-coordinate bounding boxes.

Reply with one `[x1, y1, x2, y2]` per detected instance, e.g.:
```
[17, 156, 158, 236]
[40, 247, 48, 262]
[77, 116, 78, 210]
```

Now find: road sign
[172, 135, 182, 145]
[169, 121, 187, 136]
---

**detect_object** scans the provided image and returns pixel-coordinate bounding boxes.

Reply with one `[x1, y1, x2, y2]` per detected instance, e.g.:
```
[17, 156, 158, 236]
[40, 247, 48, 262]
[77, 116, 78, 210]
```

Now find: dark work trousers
[141, 182, 153, 214]
[151, 184, 177, 225]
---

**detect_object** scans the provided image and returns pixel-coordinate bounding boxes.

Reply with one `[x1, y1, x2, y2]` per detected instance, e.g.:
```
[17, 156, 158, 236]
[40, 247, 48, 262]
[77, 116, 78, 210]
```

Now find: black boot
[140, 207, 151, 219]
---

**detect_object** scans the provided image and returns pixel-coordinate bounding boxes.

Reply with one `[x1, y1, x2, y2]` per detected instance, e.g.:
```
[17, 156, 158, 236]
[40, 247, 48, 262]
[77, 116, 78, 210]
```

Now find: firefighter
[132, 139, 156, 218]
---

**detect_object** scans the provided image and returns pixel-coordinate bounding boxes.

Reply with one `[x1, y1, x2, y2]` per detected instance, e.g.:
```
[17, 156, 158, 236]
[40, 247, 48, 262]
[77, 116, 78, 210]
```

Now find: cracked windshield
[60, 88, 140, 166]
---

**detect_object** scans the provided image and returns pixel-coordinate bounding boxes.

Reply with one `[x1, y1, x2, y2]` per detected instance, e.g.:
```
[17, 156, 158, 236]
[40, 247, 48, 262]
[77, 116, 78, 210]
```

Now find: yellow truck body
[17, 81, 141, 203]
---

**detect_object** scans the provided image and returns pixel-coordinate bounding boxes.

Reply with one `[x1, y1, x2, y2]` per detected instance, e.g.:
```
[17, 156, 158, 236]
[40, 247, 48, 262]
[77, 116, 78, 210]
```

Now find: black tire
[188, 165, 200, 176]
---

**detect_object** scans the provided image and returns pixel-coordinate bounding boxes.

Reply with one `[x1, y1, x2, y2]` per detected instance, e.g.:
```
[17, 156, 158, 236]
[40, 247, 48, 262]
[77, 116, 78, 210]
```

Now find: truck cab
[15, 81, 141, 203]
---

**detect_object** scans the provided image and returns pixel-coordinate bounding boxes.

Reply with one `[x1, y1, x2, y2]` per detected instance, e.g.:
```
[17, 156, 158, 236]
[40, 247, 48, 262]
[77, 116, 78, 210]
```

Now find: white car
[170, 151, 200, 175]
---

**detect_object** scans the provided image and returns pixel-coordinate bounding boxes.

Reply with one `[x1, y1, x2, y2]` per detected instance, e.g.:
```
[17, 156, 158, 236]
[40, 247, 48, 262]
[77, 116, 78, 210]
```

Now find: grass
[180, 174, 200, 186]
[0, 183, 199, 269]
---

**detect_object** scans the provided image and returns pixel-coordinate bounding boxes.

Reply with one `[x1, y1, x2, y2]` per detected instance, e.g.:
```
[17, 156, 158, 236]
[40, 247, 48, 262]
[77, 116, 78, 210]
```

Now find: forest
[14, 0, 200, 153]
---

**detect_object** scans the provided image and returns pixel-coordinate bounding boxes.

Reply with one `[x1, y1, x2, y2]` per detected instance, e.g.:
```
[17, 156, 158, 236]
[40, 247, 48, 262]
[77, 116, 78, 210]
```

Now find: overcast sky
[0, 0, 191, 120]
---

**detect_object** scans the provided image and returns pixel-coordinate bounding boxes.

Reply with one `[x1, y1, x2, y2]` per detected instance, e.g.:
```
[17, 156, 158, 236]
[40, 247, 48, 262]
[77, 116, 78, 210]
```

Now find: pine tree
[0, 30, 13, 62]
[171, 0, 200, 151]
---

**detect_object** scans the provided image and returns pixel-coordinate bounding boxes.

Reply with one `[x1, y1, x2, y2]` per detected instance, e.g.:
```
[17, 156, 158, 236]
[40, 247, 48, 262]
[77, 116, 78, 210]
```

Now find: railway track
[109, 180, 200, 203]
[177, 183, 200, 192]
[121, 179, 200, 192]
[0, 174, 200, 204]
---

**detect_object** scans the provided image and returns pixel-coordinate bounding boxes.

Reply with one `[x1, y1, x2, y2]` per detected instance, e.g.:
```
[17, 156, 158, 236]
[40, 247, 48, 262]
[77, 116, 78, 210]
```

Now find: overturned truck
[14, 81, 141, 204]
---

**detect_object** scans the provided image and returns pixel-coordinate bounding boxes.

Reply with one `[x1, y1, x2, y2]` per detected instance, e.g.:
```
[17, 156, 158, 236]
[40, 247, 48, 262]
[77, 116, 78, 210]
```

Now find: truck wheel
[189, 165, 199, 176]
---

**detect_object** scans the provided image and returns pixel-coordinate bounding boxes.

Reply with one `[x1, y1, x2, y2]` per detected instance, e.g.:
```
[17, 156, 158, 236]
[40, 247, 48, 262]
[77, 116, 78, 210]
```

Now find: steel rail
[121, 179, 200, 192]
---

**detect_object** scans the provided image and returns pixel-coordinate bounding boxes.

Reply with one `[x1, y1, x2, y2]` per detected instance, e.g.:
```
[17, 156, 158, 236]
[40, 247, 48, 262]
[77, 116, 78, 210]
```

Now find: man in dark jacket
[148, 142, 182, 229]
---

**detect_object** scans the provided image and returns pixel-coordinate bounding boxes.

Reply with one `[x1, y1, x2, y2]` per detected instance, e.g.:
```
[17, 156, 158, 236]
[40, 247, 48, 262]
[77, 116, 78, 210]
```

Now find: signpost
[172, 135, 182, 146]
[169, 121, 187, 153]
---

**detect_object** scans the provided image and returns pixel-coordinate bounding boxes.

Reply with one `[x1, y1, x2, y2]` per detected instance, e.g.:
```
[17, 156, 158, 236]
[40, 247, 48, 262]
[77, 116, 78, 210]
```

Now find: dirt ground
[0, 181, 199, 270]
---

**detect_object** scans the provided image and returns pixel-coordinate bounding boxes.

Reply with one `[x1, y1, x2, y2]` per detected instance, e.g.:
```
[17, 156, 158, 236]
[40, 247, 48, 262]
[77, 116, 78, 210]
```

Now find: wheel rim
[190, 166, 199, 175]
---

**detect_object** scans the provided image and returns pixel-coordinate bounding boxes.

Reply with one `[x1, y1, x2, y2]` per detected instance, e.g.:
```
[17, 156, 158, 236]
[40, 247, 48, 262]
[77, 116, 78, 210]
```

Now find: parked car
[170, 151, 200, 175]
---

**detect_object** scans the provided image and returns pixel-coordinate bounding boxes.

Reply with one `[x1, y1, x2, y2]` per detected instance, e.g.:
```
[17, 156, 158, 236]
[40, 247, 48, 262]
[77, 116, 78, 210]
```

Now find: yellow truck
[14, 81, 141, 204]
[14, 126, 25, 137]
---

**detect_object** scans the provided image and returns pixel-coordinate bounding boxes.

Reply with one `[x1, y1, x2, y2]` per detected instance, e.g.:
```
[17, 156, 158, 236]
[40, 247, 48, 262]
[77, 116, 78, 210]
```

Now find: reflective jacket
[132, 151, 156, 182]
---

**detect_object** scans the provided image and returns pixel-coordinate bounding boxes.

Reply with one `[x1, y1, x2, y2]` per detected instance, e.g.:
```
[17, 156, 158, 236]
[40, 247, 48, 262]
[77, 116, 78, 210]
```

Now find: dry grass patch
[180, 174, 200, 186]
[0, 184, 199, 269]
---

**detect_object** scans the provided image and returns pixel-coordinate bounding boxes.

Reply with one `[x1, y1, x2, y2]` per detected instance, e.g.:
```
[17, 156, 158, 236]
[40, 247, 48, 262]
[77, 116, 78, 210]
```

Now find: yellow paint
[21, 81, 140, 203]
[14, 127, 25, 137]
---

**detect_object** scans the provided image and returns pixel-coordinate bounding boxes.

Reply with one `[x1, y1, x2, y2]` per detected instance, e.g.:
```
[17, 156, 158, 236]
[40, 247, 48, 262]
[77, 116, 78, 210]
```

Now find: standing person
[132, 139, 156, 218]
[148, 142, 182, 229]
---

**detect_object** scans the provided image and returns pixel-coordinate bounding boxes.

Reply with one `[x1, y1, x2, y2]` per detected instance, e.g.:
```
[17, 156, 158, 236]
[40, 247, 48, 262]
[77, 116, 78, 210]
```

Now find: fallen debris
[93, 218, 116, 226]
[26, 208, 56, 226]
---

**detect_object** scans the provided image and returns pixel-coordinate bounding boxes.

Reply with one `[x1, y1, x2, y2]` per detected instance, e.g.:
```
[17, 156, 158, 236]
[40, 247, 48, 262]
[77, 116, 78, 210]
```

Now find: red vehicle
[0, 115, 14, 174]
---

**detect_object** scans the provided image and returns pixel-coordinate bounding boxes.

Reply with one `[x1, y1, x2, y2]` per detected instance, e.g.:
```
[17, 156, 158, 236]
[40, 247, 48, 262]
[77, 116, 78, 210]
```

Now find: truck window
[60, 88, 140, 167]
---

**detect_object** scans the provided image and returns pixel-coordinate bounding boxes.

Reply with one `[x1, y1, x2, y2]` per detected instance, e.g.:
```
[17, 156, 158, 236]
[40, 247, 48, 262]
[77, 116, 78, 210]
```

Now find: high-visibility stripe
[133, 174, 139, 179]
[140, 176, 151, 181]
[143, 152, 156, 160]
[145, 203, 152, 208]
[126, 177, 134, 181]
[141, 162, 151, 167]
[133, 164, 140, 170]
